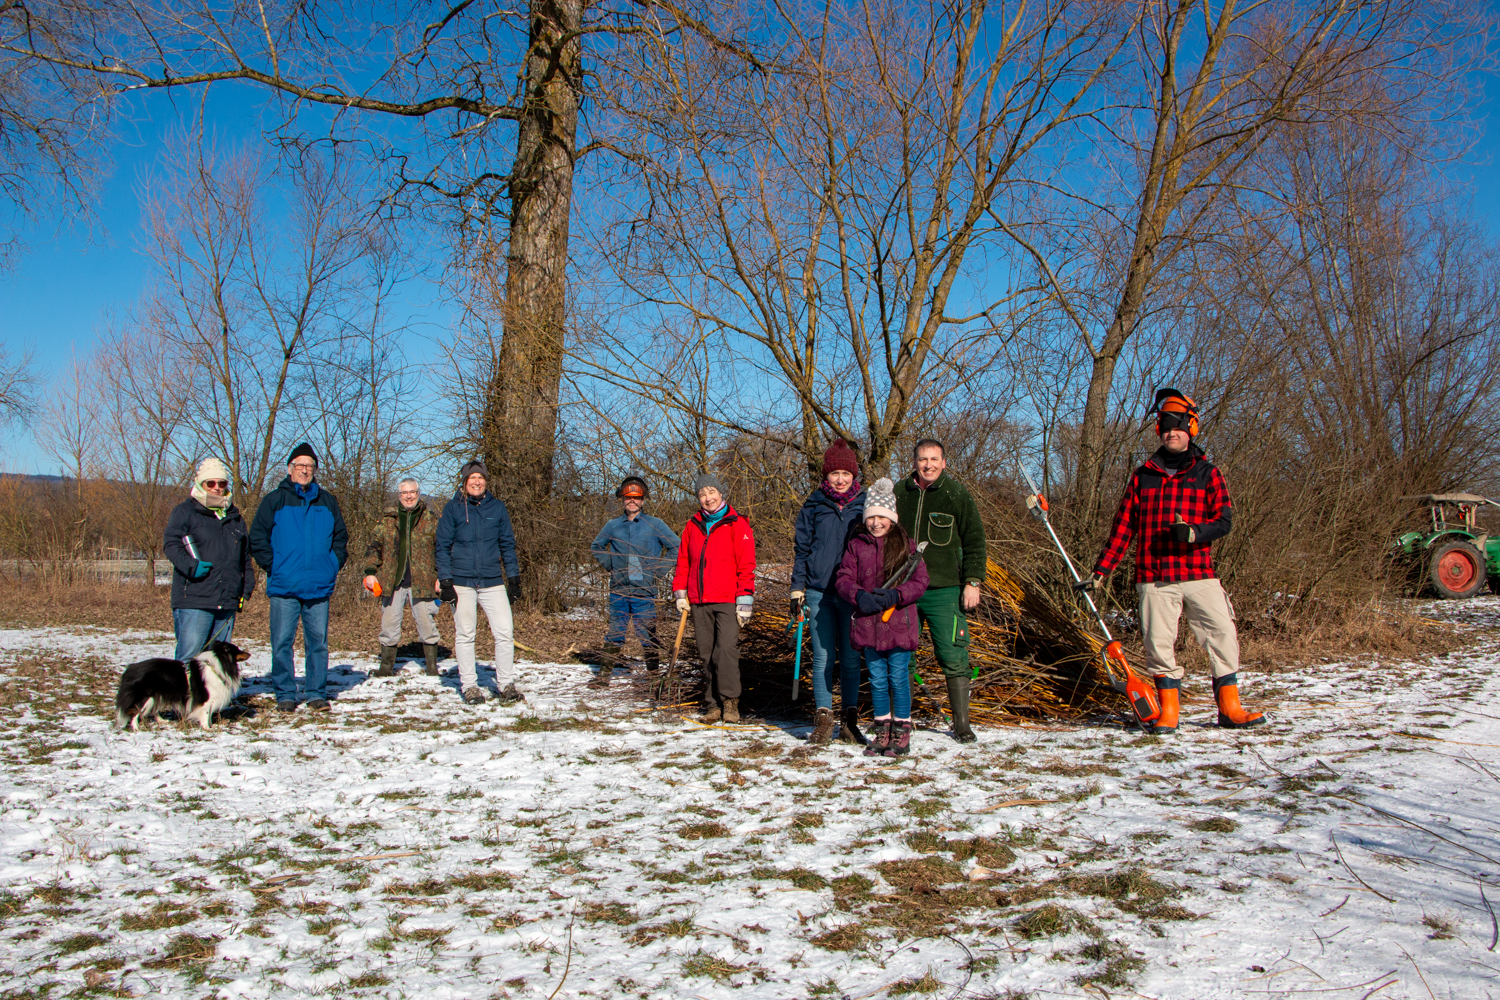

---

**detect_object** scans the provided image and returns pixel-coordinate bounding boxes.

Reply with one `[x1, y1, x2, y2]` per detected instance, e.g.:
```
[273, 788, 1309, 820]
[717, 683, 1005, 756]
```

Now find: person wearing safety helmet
[588, 476, 680, 687]
[1081, 388, 1264, 733]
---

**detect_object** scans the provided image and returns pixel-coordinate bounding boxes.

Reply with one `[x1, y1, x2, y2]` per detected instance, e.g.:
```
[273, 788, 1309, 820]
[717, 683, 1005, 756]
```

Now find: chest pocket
[927, 512, 955, 547]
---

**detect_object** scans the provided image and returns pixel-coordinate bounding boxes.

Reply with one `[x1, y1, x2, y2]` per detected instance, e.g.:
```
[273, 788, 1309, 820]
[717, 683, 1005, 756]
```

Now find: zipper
[695, 512, 736, 599]
[913, 476, 927, 544]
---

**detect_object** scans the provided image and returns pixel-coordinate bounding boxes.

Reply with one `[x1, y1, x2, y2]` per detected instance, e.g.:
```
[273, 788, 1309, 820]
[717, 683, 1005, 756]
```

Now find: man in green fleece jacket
[894, 438, 986, 743]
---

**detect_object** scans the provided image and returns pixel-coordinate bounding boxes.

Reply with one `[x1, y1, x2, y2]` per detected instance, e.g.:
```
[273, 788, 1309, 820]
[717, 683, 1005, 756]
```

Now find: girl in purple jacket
[834, 478, 929, 757]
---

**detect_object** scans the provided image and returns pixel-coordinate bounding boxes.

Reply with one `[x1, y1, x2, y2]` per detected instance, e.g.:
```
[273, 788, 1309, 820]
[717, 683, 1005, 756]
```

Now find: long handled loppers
[788, 612, 806, 701]
[1018, 466, 1160, 727]
[878, 541, 929, 622]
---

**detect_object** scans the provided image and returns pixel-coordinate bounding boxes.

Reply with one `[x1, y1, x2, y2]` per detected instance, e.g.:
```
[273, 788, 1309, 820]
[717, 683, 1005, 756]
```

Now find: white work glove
[735, 597, 753, 625]
[674, 590, 690, 613]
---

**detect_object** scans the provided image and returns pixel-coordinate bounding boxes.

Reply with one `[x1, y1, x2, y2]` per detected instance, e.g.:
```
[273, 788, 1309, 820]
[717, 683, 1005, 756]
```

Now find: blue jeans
[804, 587, 859, 710]
[603, 593, 659, 652]
[173, 608, 236, 661]
[268, 596, 330, 702]
[865, 649, 913, 720]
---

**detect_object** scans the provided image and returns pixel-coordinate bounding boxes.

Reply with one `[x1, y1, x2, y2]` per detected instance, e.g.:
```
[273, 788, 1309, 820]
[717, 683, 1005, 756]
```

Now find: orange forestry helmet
[615, 476, 649, 499]
[1154, 387, 1199, 438]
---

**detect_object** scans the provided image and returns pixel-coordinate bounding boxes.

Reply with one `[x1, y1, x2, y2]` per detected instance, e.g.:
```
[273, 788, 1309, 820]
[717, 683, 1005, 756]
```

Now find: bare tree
[584, 0, 1135, 480]
[0, 344, 35, 424]
[33, 352, 96, 560]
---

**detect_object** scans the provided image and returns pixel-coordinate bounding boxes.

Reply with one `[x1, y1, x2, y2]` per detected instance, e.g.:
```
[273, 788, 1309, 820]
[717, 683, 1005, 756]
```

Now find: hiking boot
[276, 700, 298, 713]
[305, 699, 330, 713]
[422, 643, 440, 676]
[462, 686, 485, 705]
[839, 706, 869, 746]
[885, 720, 913, 757]
[700, 700, 722, 723]
[1153, 677, 1180, 734]
[722, 698, 740, 724]
[497, 683, 524, 705]
[589, 643, 621, 688]
[374, 645, 397, 678]
[864, 719, 892, 757]
[1214, 674, 1265, 729]
[809, 708, 836, 744]
[945, 675, 978, 744]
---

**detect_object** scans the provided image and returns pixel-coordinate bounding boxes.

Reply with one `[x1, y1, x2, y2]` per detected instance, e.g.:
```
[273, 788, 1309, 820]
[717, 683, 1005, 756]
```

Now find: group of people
[162, 386, 1263, 739]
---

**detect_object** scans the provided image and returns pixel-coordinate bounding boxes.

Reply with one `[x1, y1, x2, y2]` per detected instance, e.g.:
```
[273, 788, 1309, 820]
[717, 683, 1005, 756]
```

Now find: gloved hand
[675, 590, 690, 613]
[506, 576, 522, 604]
[1170, 514, 1196, 544]
[871, 587, 899, 610]
[855, 590, 886, 616]
[789, 591, 805, 621]
[192, 560, 213, 580]
[735, 601, 753, 625]
[1073, 574, 1104, 594]
[439, 579, 457, 603]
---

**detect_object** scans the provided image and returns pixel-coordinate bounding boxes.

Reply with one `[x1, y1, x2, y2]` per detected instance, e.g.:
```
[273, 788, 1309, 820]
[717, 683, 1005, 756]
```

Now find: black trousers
[691, 603, 741, 702]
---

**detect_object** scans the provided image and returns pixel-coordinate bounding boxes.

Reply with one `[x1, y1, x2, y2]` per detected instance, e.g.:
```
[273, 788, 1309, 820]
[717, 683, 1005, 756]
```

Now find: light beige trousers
[1136, 578, 1239, 681]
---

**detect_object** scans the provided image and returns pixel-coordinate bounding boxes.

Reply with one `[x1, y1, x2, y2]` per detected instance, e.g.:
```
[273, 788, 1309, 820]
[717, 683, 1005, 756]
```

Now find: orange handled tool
[1019, 465, 1160, 727]
[878, 541, 929, 621]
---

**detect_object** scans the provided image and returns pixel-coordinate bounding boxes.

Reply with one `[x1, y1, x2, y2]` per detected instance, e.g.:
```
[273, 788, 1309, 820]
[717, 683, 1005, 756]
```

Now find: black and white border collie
[114, 640, 249, 731]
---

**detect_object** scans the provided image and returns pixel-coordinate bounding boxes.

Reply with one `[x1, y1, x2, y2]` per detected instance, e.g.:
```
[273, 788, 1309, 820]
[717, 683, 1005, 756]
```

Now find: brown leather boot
[1215, 674, 1265, 729]
[589, 643, 620, 688]
[700, 700, 722, 723]
[1153, 677, 1180, 734]
[374, 645, 397, 678]
[839, 705, 868, 746]
[722, 698, 740, 724]
[809, 708, 835, 744]
[422, 643, 440, 676]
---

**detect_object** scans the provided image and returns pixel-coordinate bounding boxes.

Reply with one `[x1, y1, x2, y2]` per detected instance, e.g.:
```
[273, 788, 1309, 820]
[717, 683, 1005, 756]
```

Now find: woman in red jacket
[672, 473, 756, 723]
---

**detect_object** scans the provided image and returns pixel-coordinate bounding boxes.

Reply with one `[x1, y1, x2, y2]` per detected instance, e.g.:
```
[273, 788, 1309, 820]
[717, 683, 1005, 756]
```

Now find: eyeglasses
[202, 480, 229, 490]
[290, 462, 316, 471]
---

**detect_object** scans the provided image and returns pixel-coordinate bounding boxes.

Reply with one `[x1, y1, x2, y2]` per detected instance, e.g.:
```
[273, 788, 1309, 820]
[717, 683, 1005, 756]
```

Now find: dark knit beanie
[288, 442, 318, 465]
[821, 439, 859, 478]
[459, 458, 489, 485]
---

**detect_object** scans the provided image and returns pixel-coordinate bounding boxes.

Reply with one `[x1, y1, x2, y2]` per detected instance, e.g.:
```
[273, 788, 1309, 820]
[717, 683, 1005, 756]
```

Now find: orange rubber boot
[1152, 678, 1179, 734]
[1214, 674, 1265, 729]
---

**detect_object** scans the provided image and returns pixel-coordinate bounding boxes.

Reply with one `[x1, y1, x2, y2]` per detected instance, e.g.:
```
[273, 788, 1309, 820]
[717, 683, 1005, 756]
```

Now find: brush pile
[722, 559, 1138, 724]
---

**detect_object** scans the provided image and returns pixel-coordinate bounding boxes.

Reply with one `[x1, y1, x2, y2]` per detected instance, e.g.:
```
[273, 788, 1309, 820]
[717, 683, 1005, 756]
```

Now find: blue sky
[3, 67, 1498, 476]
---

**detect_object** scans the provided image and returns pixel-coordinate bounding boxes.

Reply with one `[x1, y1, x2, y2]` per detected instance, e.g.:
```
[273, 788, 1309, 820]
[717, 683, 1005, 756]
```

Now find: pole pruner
[1018, 466, 1161, 728]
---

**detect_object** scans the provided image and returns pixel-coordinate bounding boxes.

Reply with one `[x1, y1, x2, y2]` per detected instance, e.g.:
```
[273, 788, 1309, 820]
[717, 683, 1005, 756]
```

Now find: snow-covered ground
[2, 599, 1498, 999]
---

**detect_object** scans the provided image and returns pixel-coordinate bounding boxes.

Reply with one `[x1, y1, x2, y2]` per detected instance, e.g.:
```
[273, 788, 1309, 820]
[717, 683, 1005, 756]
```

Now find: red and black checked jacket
[1094, 446, 1233, 584]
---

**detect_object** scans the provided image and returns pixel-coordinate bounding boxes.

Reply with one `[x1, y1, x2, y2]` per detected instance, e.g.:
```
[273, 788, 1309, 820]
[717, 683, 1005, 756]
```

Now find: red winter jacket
[1094, 445, 1233, 584]
[672, 506, 757, 604]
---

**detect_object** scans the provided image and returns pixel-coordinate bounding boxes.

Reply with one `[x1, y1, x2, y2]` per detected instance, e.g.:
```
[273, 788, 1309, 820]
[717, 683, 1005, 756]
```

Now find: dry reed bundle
[730, 559, 1137, 724]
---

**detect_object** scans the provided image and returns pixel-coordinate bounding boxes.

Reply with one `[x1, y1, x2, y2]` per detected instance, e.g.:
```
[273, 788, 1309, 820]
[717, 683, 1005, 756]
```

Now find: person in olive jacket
[789, 440, 867, 745]
[435, 459, 523, 706]
[362, 478, 443, 678]
[163, 457, 255, 661]
[893, 438, 986, 744]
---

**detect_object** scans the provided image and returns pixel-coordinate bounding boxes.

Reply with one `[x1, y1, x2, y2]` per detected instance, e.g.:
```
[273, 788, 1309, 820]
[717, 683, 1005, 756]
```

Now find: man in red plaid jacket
[1083, 388, 1264, 734]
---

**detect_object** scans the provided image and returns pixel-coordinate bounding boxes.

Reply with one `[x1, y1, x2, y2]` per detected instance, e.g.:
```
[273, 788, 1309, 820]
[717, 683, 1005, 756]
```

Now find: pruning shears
[1019, 465, 1161, 727]
[787, 611, 806, 701]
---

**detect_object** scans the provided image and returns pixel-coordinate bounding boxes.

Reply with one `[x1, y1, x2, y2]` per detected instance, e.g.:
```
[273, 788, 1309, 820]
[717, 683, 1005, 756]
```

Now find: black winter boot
[589, 643, 621, 688]
[946, 675, 978, 744]
[864, 719, 893, 757]
[839, 705, 869, 746]
[375, 645, 397, 678]
[423, 643, 440, 676]
[644, 653, 661, 673]
[885, 720, 914, 757]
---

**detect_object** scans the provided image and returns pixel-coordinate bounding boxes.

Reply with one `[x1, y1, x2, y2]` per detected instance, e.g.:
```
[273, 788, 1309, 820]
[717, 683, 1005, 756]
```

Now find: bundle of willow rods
[733, 559, 1138, 724]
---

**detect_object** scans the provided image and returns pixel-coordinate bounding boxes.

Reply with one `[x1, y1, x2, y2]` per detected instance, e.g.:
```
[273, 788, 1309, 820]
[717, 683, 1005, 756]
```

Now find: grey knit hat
[458, 458, 489, 485]
[864, 477, 898, 523]
[691, 472, 725, 497]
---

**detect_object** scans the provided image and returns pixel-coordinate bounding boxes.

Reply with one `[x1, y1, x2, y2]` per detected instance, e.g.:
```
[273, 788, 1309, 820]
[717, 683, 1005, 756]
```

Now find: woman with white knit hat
[163, 457, 256, 660]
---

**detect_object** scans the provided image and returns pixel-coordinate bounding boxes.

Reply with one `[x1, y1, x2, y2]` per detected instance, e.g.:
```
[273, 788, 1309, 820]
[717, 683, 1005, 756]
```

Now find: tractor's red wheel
[1429, 539, 1486, 599]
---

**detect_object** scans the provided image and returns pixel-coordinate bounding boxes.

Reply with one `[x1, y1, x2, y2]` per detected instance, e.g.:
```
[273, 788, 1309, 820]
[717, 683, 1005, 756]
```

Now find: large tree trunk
[480, 0, 581, 603]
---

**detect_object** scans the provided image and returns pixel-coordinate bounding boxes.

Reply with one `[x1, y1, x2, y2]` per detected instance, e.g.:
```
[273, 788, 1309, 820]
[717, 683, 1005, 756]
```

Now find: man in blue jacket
[250, 443, 349, 712]
[588, 476, 680, 687]
[435, 459, 523, 705]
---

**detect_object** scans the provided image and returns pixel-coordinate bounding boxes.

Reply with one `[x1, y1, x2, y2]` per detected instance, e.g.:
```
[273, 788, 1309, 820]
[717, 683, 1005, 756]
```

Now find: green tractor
[1393, 494, 1500, 599]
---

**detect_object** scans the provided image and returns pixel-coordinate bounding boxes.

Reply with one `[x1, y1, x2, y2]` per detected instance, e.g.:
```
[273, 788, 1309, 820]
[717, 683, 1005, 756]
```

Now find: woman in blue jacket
[435, 459, 523, 705]
[790, 440, 867, 744]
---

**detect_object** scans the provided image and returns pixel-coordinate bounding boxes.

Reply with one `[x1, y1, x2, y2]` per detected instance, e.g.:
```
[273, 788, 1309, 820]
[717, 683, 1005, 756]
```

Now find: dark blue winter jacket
[164, 497, 255, 611]
[591, 513, 679, 595]
[790, 486, 866, 591]
[249, 478, 349, 600]
[435, 490, 520, 588]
